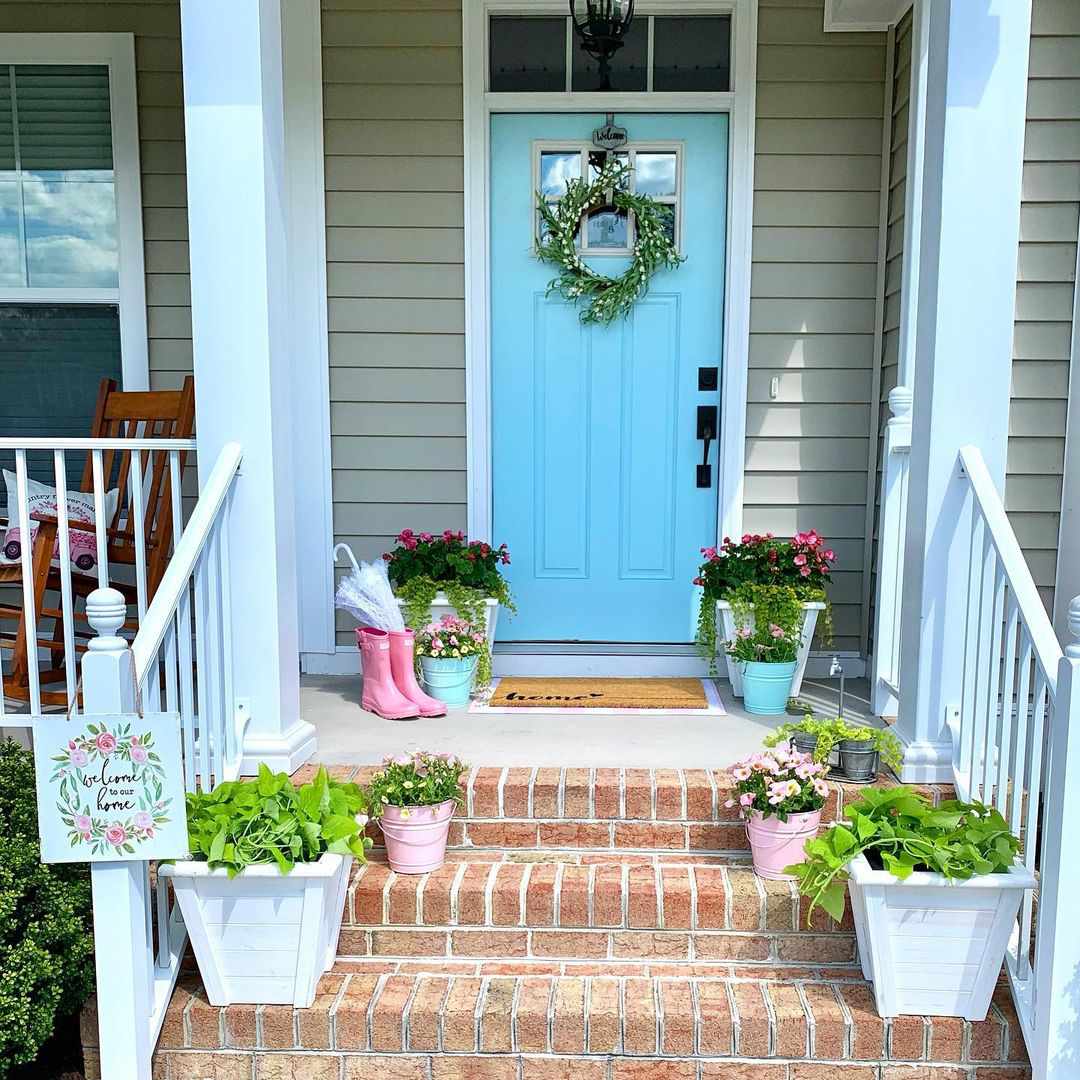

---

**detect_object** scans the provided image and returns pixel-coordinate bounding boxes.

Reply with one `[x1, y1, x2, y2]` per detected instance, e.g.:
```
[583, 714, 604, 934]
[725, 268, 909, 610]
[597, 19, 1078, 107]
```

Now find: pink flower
[731, 765, 751, 782]
[70, 748, 88, 768]
[793, 554, 807, 566]
[769, 623, 784, 639]
[724, 798, 736, 809]
[67, 740, 76, 750]
[81, 831, 92, 842]
[700, 547, 717, 560]
[133, 811, 153, 831]
[105, 824, 127, 847]
[795, 762, 816, 780]
[392, 753, 412, 766]
[800, 566, 812, 577]
[823, 550, 835, 561]
[419, 532, 433, 542]
[739, 792, 755, 807]
[95, 731, 117, 754]
[813, 778, 830, 798]
[75, 814, 92, 832]
[130, 745, 148, 764]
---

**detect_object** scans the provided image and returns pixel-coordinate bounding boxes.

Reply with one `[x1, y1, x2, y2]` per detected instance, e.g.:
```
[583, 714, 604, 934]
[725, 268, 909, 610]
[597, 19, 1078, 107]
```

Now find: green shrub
[0, 739, 94, 1077]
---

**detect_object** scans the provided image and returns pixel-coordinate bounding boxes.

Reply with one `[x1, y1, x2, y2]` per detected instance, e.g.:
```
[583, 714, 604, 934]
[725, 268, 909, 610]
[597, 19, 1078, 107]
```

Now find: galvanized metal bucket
[837, 738, 879, 782]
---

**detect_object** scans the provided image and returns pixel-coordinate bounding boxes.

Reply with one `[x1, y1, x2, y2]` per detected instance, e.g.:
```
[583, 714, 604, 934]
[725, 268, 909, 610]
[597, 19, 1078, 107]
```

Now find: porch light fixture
[569, 0, 636, 90]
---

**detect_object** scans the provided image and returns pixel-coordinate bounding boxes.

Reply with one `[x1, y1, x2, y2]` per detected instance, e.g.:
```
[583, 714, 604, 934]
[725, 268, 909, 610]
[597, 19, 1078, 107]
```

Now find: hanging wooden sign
[34, 712, 189, 864]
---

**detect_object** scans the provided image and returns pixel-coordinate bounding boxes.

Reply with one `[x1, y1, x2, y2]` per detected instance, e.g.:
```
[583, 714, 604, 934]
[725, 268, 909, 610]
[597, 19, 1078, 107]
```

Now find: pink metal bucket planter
[379, 799, 456, 874]
[746, 808, 822, 880]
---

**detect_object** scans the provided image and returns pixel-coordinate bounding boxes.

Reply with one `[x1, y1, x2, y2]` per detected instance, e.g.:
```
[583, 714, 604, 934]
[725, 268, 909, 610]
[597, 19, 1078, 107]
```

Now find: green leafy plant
[536, 157, 684, 325]
[184, 764, 371, 877]
[0, 740, 94, 1078]
[723, 746, 830, 822]
[787, 786, 1022, 924]
[705, 582, 803, 672]
[387, 529, 515, 689]
[765, 715, 903, 774]
[695, 531, 835, 661]
[367, 751, 468, 820]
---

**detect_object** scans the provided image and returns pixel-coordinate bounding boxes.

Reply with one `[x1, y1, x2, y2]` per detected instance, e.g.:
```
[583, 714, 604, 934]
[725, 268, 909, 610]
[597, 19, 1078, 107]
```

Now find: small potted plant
[368, 750, 468, 874]
[384, 529, 516, 687]
[721, 591, 803, 714]
[415, 614, 486, 707]
[160, 766, 371, 1007]
[786, 786, 1034, 1020]
[765, 715, 903, 781]
[723, 747, 829, 879]
[695, 531, 835, 694]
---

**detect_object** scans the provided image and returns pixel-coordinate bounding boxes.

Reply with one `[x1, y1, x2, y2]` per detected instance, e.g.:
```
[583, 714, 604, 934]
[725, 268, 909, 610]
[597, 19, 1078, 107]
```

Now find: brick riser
[340, 858, 857, 969]
[144, 970, 1029, 1079]
[290, 765, 954, 856]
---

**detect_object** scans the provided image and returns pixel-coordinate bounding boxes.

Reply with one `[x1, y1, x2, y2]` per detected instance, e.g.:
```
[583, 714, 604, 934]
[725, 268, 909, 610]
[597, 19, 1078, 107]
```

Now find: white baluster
[52, 450, 78, 713]
[84, 587, 153, 1080]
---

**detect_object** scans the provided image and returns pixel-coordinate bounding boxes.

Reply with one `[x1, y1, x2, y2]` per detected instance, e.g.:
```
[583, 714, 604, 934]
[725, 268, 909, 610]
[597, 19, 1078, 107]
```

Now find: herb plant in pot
[787, 786, 1034, 1019]
[721, 589, 803, 715]
[369, 751, 468, 874]
[159, 765, 371, 1007]
[765, 715, 903, 782]
[696, 531, 834, 695]
[724, 747, 830, 879]
[385, 529, 515, 688]
[415, 615, 486, 707]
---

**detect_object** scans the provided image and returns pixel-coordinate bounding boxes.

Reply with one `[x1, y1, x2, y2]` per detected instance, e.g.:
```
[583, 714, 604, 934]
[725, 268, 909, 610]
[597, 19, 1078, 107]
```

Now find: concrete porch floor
[302, 673, 877, 768]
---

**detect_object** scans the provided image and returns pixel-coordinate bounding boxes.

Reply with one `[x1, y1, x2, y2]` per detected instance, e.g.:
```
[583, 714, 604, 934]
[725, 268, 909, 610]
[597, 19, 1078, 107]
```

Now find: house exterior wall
[0, 1, 194, 395]
[1007, 0, 1080, 612]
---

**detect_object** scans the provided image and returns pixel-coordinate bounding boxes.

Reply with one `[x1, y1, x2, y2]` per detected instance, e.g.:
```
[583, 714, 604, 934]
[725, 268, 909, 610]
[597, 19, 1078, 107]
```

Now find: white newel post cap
[888, 385, 913, 422]
[86, 587, 127, 649]
[1067, 596, 1080, 660]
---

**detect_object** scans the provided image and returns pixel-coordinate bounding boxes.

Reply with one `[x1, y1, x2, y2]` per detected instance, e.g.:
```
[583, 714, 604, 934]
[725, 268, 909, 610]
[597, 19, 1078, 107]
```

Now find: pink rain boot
[389, 629, 447, 717]
[358, 627, 418, 720]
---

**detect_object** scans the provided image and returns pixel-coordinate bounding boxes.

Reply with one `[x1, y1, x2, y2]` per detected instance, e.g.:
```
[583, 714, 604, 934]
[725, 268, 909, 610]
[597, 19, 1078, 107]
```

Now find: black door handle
[697, 405, 717, 488]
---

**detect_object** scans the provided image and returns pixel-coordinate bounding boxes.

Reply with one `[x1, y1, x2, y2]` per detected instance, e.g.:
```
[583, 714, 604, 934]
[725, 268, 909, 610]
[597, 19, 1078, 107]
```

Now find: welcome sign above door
[34, 712, 189, 863]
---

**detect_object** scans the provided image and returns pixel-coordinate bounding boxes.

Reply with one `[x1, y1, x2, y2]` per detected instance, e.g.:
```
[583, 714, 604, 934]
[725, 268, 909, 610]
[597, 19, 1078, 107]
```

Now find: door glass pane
[588, 150, 630, 185]
[653, 16, 732, 92]
[634, 153, 677, 197]
[490, 17, 567, 92]
[0, 303, 122, 485]
[571, 17, 647, 92]
[585, 206, 628, 249]
[539, 151, 580, 198]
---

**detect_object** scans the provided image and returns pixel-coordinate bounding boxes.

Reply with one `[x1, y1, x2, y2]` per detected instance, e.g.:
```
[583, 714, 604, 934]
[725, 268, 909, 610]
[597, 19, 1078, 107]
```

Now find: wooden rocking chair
[0, 376, 195, 707]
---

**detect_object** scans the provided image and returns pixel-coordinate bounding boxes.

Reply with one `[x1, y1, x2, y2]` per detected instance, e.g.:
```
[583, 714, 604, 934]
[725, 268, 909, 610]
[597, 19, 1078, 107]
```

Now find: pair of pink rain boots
[357, 627, 446, 720]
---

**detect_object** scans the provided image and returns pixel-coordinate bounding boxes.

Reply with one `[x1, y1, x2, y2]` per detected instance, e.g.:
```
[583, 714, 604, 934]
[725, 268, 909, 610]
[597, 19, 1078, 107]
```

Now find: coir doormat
[476, 677, 724, 714]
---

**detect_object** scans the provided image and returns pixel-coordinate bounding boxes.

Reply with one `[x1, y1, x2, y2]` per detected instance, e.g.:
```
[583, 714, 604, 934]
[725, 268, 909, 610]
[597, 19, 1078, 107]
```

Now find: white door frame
[463, 0, 758, 551]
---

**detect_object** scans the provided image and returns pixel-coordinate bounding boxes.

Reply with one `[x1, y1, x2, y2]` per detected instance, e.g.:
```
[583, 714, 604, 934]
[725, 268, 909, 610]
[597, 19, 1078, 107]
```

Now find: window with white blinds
[0, 64, 118, 290]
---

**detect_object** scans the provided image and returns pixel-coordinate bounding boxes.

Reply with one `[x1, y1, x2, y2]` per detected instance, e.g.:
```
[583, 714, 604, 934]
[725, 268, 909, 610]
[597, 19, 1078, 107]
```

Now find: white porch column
[896, 0, 1031, 782]
[180, 0, 316, 773]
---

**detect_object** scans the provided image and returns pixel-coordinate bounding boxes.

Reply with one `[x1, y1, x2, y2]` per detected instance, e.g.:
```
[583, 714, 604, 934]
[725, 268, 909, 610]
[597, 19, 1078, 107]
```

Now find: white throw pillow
[1, 471, 121, 577]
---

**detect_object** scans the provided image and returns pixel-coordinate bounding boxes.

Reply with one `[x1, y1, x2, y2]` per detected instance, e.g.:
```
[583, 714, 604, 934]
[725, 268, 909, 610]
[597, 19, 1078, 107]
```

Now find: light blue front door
[491, 113, 728, 642]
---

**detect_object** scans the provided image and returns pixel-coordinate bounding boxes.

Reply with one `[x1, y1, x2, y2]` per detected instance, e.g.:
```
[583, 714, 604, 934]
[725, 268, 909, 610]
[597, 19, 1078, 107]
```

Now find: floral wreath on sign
[536, 157, 684, 325]
[49, 720, 173, 856]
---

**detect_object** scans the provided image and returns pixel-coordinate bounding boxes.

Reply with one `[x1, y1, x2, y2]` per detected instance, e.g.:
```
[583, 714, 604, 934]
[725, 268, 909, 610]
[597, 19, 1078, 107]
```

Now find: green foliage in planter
[367, 751, 468, 820]
[765, 715, 903, 774]
[787, 785, 1022, 924]
[699, 582, 804, 671]
[185, 765, 371, 877]
[0, 740, 94, 1078]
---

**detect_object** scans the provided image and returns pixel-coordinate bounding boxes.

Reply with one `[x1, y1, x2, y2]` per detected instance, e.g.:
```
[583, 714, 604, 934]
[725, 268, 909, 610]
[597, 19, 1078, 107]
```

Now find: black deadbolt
[698, 366, 719, 392]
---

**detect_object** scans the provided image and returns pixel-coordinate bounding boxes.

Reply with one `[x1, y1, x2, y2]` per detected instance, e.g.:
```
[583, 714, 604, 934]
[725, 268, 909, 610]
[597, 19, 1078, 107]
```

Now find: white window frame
[464, 0, 758, 550]
[0, 33, 148, 390]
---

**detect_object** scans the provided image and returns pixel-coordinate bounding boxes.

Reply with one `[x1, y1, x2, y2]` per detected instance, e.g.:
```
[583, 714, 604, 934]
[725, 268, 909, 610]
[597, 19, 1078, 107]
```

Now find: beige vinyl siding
[1007, 0, 1080, 613]
[322, 0, 465, 643]
[0, 1, 193, 393]
[745, 0, 887, 652]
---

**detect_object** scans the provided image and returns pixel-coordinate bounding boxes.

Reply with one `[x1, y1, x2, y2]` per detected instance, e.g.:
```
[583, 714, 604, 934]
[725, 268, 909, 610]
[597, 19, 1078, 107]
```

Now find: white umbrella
[333, 543, 405, 631]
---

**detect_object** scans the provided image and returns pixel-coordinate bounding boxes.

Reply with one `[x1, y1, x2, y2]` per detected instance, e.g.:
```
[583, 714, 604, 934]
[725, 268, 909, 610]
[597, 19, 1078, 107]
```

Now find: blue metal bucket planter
[741, 660, 798, 715]
[419, 655, 479, 707]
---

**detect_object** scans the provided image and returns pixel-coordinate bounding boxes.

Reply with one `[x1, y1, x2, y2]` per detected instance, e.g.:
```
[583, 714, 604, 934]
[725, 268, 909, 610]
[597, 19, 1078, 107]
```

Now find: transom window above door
[536, 143, 681, 255]
[490, 14, 731, 94]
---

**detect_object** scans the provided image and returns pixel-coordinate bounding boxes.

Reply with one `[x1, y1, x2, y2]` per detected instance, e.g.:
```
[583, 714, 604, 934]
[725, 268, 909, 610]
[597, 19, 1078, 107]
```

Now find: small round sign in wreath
[536, 157, 685, 326]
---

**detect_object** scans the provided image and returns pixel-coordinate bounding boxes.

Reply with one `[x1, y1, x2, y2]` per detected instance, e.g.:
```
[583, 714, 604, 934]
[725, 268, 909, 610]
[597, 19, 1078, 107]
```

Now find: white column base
[239, 718, 317, 776]
[897, 732, 956, 785]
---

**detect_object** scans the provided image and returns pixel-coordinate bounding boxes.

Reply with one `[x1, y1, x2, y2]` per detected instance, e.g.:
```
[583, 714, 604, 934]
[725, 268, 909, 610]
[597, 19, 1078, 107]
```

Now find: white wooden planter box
[397, 593, 500, 649]
[847, 852, 1035, 1019]
[718, 599, 824, 698]
[160, 852, 353, 1007]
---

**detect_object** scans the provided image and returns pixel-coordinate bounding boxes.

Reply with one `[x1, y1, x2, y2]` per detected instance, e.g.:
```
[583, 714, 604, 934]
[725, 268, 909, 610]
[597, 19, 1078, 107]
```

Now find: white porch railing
[954, 444, 1080, 1078]
[870, 386, 912, 717]
[14, 440, 243, 1079]
[0, 436, 196, 722]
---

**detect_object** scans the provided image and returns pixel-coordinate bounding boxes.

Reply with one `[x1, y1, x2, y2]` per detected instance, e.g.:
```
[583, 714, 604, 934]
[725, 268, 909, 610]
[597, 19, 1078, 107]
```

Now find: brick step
[149, 970, 1029, 1079]
[292, 766, 951, 855]
[340, 858, 855, 968]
